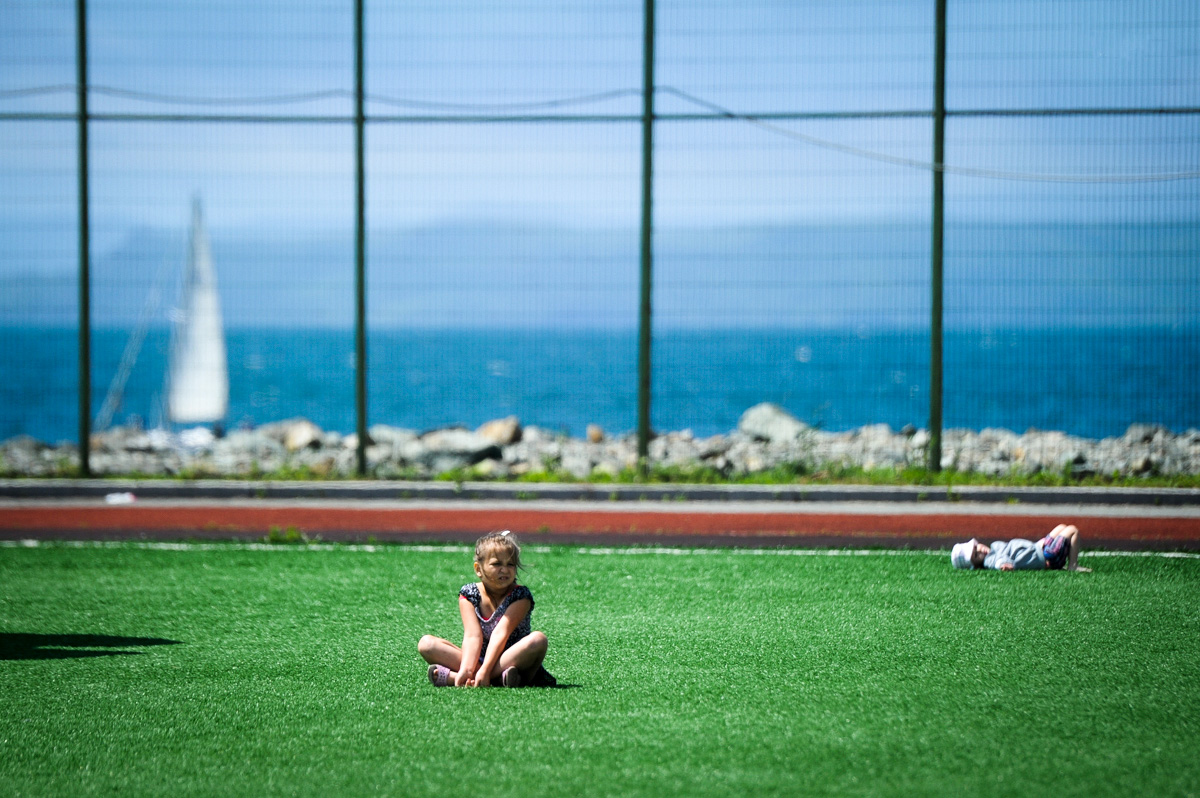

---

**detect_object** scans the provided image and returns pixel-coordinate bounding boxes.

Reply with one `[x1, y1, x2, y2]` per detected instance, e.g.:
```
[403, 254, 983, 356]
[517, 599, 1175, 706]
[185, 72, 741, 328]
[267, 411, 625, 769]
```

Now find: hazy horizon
[3, 218, 1196, 331]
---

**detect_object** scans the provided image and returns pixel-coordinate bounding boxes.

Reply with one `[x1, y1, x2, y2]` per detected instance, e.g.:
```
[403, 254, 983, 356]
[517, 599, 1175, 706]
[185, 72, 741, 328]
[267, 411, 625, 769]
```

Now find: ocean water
[3, 326, 1197, 444]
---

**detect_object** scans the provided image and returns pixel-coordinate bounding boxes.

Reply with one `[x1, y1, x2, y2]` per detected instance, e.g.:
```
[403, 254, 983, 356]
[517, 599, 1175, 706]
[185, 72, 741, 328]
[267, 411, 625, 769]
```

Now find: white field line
[1, 539, 1197, 559]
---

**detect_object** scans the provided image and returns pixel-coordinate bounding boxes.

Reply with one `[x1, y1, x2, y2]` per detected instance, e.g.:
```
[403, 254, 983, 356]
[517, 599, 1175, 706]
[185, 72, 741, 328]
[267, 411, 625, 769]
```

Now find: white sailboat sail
[167, 197, 228, 425]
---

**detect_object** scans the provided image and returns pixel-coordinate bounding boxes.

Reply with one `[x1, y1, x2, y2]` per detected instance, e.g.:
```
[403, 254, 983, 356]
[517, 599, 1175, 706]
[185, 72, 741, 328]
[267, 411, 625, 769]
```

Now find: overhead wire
[657, 87, 1200, 184]
[3, 83, 1199, 182]
[0, 84, 641, 111]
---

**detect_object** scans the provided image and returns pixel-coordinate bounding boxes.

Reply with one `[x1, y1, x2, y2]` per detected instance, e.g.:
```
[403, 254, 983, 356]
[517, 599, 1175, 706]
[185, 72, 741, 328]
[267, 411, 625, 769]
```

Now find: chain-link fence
[2, 0, 1197, 474]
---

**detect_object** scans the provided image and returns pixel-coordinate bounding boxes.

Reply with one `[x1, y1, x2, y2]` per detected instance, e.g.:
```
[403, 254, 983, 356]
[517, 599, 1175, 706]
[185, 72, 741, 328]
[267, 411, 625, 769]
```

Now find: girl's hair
[474, 530, 521, 568]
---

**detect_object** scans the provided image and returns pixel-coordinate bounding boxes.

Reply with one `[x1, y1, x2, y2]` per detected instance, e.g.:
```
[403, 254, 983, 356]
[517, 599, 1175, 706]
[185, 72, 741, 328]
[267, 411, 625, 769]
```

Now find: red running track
[1, 504, 1197, 549]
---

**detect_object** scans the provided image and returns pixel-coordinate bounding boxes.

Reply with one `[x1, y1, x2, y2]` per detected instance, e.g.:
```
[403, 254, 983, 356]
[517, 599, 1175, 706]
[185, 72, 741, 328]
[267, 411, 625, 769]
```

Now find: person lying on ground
[950, 523, 1092, 572]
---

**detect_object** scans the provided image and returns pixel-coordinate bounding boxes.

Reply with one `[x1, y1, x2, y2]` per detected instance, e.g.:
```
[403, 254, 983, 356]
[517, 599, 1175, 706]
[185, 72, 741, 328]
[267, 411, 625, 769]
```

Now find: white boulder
[738, 402, 808, 443]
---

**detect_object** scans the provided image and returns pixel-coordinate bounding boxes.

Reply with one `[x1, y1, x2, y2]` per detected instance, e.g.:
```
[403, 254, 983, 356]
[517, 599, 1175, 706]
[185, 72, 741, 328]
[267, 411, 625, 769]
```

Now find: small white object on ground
[104, 492, 137, 505]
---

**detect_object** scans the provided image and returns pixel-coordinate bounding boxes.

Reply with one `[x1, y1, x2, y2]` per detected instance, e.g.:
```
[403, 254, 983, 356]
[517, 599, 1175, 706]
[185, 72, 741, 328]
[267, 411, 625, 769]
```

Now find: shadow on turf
[0, 633, 184, 660]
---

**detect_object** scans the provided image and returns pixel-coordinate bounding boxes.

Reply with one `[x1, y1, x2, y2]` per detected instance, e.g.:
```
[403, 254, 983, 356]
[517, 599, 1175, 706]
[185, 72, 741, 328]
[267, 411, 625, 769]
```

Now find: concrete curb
[2, 478, 1198, 506]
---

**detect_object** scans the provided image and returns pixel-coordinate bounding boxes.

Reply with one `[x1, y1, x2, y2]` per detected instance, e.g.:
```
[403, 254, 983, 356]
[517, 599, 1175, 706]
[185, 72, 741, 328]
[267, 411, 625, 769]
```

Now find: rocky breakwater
[3, 403, 1198, 479]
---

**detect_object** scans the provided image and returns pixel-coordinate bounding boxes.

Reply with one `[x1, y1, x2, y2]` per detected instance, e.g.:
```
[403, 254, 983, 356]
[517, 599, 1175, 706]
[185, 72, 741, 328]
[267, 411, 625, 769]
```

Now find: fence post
[928, 0, 946, 473]
[354, 0, 368, 476]
[76, 0, 91, 477]
[637, 0, 655, 476]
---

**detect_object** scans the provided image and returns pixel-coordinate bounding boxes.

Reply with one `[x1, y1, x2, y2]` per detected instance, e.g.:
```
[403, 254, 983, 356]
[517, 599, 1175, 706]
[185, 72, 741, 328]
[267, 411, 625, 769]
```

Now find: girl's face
[474, 548, 518, 593]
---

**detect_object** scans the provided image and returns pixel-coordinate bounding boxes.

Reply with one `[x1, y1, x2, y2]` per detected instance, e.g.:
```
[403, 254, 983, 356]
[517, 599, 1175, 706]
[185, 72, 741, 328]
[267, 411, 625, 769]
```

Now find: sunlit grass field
[2, 542, 1198, 797]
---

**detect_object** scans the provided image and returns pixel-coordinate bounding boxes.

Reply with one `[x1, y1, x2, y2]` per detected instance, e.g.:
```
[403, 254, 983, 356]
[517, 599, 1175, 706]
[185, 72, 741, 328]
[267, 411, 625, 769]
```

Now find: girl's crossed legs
[418, 631, 548, 685]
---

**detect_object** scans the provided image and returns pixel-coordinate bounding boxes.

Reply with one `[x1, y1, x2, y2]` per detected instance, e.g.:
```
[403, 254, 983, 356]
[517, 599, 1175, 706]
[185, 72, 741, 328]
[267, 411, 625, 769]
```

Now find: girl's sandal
[428, 664, 451, 687]
[501, 666, 522, 688]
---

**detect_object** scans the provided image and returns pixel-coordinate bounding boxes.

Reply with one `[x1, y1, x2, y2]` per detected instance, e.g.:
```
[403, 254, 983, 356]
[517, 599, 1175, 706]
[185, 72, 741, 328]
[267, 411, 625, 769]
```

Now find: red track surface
[2, 504, 1197, 548]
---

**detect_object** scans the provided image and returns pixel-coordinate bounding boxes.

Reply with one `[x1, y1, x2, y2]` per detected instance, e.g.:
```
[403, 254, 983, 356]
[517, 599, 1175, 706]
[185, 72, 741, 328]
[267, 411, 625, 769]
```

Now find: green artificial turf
[2, 543, 1198, 797]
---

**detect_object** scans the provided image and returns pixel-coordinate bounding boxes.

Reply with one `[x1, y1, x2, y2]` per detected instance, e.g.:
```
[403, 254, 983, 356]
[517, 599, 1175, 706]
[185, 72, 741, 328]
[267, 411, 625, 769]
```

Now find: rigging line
[94, 227, 182, 432]
[658, 86, 1200, 183]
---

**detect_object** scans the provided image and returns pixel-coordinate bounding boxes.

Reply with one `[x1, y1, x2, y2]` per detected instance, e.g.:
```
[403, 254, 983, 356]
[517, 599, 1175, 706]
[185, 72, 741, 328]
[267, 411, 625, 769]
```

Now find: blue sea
[3, 326, 1198, 444]
[4, 220, 1198, 443]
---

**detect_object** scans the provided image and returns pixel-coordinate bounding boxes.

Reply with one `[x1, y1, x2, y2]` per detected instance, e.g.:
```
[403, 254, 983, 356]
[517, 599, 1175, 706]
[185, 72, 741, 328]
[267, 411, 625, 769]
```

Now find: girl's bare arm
[475, 598, 531, 686]
[456, 596, 483, 687]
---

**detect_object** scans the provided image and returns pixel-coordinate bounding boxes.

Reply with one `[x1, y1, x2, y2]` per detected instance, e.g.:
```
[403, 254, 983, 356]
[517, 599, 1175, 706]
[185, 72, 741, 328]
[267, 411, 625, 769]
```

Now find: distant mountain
[3, 220, 1195, 330]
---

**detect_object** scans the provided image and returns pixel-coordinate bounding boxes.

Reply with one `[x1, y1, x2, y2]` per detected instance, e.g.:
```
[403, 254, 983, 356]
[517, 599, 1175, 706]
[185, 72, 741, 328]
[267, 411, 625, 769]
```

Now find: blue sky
[1, 0, 1198, 328]
[3, 0, 1198, 236]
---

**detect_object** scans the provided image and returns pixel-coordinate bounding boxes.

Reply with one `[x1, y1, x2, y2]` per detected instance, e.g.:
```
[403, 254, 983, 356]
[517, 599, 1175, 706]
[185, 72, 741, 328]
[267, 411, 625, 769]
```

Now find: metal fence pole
[354, 0, 368, 476]
[637, 0, 655, 476]
[76, 0, 91, 477]
[928, 0, 946, 473]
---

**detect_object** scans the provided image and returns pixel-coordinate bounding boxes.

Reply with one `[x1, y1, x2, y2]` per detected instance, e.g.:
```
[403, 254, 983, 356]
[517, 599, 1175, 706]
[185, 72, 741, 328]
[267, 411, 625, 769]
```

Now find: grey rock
[7, 411, 1200, 480]
[476, 416, 522, 446]
[561, 451, 593, 479]
[738, 402, 808, 443]
[369, 425, 419, 446]
[418, 428, 502, 473]
[696, 434, 731, 459]
[395, 438, 428, 464]
[334, 448, 359, 475]
[256, 417, 311, 444]
[2, 435, 48, 458]
[1124, 423, 1167, 444]
[591, 460, 621, 479]
[976, 459, 1011, 477]
[365, 444, 393, 468]
[857, 423, 893, 442]
[284, 420, 322, 452]
[466, 458, 503, 478]
[215, 431, 284, 461]
[521, 426, 554, 444]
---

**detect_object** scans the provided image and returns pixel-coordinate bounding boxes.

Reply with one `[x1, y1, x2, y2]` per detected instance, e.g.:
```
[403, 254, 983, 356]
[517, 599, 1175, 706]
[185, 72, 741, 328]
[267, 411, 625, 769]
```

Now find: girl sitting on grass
[419, 531, 554, 688]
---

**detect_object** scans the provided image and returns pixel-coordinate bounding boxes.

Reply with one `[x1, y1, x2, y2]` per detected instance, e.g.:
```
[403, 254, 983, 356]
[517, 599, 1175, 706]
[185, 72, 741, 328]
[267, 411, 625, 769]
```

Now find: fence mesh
[366, 120, 641, 434]
[652, 116, 932, 436]
[1, 0, 1198, 464]
[943, 115, 1200, 437]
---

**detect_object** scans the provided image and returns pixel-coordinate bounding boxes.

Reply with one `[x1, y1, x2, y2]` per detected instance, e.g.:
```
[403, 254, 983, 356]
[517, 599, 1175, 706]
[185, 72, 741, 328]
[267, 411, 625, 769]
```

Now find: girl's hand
[474, 671, 491, 688]
[454, 668, 473, 688]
